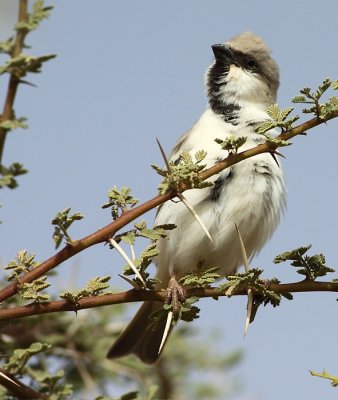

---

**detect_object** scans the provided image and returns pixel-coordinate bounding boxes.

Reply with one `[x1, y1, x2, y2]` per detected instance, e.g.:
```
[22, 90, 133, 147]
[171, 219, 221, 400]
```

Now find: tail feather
[107, 301, 169, 364]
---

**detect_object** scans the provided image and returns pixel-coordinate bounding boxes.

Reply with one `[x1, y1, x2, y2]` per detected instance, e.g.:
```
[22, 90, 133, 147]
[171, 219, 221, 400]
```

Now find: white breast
[155, 107, 286, 279]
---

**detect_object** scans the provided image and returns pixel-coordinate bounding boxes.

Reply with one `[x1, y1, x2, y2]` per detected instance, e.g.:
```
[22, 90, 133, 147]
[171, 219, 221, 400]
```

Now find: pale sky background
[1, 1, 338, 399]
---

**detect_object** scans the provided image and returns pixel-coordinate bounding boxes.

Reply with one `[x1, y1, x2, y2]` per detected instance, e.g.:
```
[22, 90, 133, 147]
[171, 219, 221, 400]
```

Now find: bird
[107, 32, 286, 364]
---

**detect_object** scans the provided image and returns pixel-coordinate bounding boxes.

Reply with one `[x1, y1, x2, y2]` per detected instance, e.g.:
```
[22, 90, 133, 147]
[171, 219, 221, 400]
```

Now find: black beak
[211, 44, 235, 63]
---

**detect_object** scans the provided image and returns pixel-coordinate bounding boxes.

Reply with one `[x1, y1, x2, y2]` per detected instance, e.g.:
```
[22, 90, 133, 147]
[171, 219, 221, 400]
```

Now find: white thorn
[235, 223, 249, 272]
[130, 243, 136, 262]
[178, 193, 214, 244]
[108, 238, 146, 287]
[0, 370, 20, 387]
[158, 311, 173, 355]
[235, 223, 253, 336]
[118, 274, 142, 289]
[244, 288, 253, 337]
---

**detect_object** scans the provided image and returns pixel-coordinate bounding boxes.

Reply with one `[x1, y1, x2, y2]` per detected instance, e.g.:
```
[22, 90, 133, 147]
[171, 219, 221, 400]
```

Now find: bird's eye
[245, 58, 257, 70]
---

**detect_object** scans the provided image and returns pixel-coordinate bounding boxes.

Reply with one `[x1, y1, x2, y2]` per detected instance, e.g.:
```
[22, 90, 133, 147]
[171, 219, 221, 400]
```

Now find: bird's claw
[165, 275, 186, 315]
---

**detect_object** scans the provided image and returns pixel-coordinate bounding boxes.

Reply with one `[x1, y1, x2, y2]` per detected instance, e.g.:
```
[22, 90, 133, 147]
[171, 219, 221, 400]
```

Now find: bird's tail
[107, 300, 168, 364]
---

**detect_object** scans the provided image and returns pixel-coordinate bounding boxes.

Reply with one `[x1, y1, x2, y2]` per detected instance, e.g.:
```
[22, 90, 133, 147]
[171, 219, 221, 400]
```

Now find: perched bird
[107, 32, 286, 364]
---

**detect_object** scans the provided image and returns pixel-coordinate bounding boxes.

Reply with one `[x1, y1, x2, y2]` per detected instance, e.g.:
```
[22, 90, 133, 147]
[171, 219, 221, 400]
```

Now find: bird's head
[206, 32, 279, 109]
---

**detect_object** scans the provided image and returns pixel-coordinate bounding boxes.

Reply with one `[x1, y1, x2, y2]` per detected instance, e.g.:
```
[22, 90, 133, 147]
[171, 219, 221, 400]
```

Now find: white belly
[155, 151, 285, 278]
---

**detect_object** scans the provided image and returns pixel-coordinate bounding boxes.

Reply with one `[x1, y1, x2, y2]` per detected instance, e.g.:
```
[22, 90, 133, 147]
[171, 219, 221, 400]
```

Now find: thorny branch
[1, 279, 338, 322]
[0, 112, 337, 304]
[0, 0, 29, 162]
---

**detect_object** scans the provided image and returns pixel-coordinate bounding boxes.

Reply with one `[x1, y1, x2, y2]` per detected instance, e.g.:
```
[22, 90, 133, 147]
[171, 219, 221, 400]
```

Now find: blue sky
[1, 1, 338, 399]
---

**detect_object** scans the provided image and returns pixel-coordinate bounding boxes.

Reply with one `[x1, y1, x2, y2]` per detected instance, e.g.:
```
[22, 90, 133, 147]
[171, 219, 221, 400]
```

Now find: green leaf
[179, 266, 220, 287]
[29, 367, 74, 399]
[0, 53, 56, 77]
[291, 95, 308, 103]
[274, 245, 334, 280]
[266, 103, 281, 120]
[149, 296, 200, 329]
[180, 303, 200, 322]
[84, 276, 111, 295]
[51, 207, 84, 248]
[135, 221, 175, 241]
[140, 242, 160, 264]
[218, 268, 292, 309]
[279, 107, 294, 121]
[60, 276, 112, 303]
[3, 342, 52, 375]
[102, 186, 139, 219]
[263, 135, 292, 147]
[317, 78, 332, 95]
[0, 116, 28, 130]
[122, 242, 160, 288]
[16, 0, 54, 31]
[320, 96, 338, 119]
[3, 250, 38, 281]
[274, 245, 312, 262]
[215, 135, 247, 153]
[59, 291, 79, 305]
[0, 162, 28, 189]
[292, 78, 337, 119]
[194, 149, 208, 162]
[137, 227, 162, 240]
[254, 121, 276, 134]
[256, 104, 299, 135]
[152, 150, 212, 195]
[120, 231, 136, 245]
[218, 268, 264, 296]
[19, 276, 50, 302]
[0, 37, 15, 54]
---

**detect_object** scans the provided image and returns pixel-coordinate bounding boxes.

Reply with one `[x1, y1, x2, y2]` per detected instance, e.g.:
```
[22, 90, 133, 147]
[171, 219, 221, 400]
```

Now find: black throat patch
[207, 63, 240, 125]
[209, 99, 240, 125]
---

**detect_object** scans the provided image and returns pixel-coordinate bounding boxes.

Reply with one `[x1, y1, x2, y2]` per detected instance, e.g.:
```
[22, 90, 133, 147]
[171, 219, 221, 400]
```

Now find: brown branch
[0, 368, 47, 399]
[1, 280, 338, 322]
[0, 193, 172, 302]
[199, 112, 338, 182]
[0, 0, 29, 163]
[0, 112, 337, 304]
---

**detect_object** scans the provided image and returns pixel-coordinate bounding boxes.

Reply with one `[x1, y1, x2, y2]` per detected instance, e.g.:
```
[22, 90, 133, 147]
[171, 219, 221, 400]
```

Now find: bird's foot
[164, 275, 186, 315]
